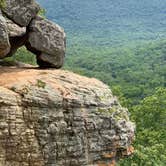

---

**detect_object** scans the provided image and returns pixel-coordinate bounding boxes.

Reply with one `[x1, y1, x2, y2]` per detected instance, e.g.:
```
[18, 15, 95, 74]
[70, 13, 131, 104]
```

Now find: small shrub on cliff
[4, 47, 36, 65]
[0, 0, 5, 9]
[118, 88, 166, 165]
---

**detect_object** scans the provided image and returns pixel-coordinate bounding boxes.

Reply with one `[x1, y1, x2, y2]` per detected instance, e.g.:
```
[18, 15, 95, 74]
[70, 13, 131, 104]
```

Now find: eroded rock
[0, 67, 135, 166]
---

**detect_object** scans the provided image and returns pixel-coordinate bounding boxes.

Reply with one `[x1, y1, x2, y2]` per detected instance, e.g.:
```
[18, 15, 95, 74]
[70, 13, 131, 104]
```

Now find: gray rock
[0, 13, 10, 58]
[37, 52, 64, 68]
[2, 0, 40, 27]
[0, 68, 135, 166]
[6, 18, 26, 37]
[3, 18, 27, 57]
[0, 1, 65, 69]
[27, 16, 66, 68]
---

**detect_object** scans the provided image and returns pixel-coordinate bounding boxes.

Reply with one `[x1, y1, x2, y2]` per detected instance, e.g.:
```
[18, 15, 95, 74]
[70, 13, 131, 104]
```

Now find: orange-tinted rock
[0, 66, 135, 165]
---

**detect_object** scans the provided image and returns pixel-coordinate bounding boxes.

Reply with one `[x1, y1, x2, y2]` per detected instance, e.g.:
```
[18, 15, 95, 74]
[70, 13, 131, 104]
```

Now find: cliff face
[0, 67, 135, 166]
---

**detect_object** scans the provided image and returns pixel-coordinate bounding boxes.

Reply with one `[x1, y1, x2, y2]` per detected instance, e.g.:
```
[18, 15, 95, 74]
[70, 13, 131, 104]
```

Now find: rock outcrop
[0, 66, 135, 166]
[0, 0, 66, 68]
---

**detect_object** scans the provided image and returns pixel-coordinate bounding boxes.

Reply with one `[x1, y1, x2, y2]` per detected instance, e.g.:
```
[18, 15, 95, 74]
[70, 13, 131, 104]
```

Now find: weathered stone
[36, 52, 64, 68]
[0, 67, 135, 166]
[0, 12, 10, 58]
[6, 17, 26, 37]
[27, 16, 66, 68]
[0, 1, 65, 69]
[2, 0, 40, 27]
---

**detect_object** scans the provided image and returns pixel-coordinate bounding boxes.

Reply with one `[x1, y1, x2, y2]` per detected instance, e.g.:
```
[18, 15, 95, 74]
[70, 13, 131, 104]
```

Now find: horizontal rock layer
[0, 67, 135, 166]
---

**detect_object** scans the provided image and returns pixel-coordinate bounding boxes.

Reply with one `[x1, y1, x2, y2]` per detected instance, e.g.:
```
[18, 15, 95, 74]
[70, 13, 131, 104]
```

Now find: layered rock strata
[0, 0, 66, 68]
[0, 67, 135, 166]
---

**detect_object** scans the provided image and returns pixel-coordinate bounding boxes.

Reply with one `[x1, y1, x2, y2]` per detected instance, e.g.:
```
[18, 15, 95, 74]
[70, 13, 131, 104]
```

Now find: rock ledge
[0, 67, 135, 166]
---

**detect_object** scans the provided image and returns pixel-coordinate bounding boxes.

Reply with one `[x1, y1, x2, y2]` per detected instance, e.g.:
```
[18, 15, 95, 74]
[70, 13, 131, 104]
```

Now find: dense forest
[7, 0, 166, 165]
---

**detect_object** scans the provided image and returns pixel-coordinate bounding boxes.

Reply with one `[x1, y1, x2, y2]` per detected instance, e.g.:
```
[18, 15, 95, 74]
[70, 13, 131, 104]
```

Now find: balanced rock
[27, 16, 66, 68]
[0, 67, 135, 166]
[2, 0, 40, 27]
[0, 13, 10, 58]
[6, 17, 26, 37]
[0, 0, 66, 68]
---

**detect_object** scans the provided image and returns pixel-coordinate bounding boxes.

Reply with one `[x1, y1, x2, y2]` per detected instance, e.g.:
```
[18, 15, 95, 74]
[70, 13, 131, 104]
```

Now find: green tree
[0, 0, 5, 9]
[119, 88, 166, 165]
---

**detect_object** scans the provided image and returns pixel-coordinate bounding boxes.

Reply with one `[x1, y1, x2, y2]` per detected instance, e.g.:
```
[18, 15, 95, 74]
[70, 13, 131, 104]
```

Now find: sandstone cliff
[0, 66, 135, 166]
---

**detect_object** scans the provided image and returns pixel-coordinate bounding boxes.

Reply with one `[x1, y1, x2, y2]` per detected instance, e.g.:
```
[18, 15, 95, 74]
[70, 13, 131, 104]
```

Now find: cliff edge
[0, 66, 135, 166]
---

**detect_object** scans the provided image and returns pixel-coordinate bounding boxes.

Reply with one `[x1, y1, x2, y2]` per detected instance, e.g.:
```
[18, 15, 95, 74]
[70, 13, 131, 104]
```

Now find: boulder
[6, 17, 26, 37]
[0, 66, 135, 166]
[2, 0, 40, 27]
[27, 16, 66, 68]
[0, 1, 66, 68]
[36, 52, 64, 68]
[0, 12, 10, 58]
[4, 17, 27, 57]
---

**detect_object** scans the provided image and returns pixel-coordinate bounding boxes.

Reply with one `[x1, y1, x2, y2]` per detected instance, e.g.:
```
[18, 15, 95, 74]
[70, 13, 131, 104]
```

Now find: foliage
[4, 47, 36, 65]
[38, 0, 166, 46]
[0, 0, 5, 9]
[38, 8, 46, 18]
[118, 88, 166, 165]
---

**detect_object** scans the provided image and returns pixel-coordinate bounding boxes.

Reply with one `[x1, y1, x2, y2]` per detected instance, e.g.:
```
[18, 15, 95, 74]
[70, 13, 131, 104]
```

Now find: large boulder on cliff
[0, 13, 10, 58]
[6, 17, 26, 37]
[0, 1, 66, 68]
[4, 18, 27, 57]
[26, 16, 66, 68]
[0, 66, 135, 166]
[2, 0, 40, 27]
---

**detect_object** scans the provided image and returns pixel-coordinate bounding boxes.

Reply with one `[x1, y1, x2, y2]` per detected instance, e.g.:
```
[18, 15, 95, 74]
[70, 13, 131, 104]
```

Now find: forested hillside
[10, 0, 166, 165]
[38, 0, 166, 46]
